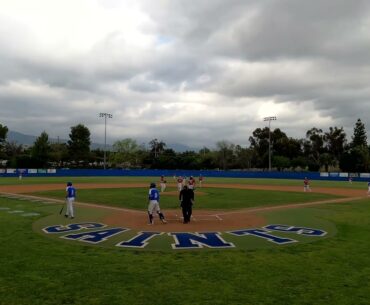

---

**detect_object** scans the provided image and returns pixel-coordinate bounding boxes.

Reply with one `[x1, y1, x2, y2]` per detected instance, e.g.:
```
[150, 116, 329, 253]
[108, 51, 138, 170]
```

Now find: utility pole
[263, 116, 277, 171]
[99, 112, 113, 169]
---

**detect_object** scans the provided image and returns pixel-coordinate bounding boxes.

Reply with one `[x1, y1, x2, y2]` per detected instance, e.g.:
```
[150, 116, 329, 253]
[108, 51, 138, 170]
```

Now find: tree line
[0, 119, 369, 172]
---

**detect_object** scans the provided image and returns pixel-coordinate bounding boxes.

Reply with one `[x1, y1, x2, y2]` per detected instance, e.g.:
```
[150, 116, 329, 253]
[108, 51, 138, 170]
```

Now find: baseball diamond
[0, 179, 367, 251]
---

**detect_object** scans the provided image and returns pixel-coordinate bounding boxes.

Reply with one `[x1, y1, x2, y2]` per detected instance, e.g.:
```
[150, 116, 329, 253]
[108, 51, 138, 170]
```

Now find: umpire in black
[179, 185, 194, 224]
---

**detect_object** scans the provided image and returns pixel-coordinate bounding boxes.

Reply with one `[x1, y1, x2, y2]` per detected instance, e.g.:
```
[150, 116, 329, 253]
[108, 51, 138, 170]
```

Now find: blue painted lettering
[62, 228, 127, 244]
[264, 224, 327, 236]
[228, 228, 296, 244]
[169, 232, 234, 249]
[116, 232, 162, 248]
[42, 223, 106, 234]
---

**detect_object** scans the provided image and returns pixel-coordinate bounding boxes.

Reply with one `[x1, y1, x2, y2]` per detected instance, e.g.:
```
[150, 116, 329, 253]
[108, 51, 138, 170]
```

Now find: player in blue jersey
[65, 182, 76, 219]
[147, 182, 167, 225]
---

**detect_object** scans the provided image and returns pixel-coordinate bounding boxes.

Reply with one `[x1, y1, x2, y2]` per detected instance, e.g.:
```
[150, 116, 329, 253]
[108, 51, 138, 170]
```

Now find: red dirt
[101, 209, 266, 232]
[161, 190, 208, 196]
[1, 182, 367, 232]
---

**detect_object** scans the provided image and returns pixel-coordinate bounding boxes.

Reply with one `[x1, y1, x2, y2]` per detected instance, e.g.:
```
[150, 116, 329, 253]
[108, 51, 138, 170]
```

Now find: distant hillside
[8, 131, 38, 146]
[7, 130, 195, 152]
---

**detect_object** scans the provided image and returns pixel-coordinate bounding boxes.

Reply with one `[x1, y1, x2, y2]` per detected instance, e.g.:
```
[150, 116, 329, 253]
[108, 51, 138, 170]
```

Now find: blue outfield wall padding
[1, 168, 370, 182]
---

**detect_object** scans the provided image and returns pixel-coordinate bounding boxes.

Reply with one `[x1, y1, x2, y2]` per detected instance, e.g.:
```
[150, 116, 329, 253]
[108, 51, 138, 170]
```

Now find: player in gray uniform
[303, 177, 311, 192]
[160, 175, 167, 192]
[176, 176, 184, 192]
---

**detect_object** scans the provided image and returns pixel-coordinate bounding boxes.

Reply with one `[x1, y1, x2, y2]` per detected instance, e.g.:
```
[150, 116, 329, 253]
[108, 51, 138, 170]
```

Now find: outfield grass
[30, 187, 341, 210]
[0, 176, 368, 190]
[0, 196, 369, 305]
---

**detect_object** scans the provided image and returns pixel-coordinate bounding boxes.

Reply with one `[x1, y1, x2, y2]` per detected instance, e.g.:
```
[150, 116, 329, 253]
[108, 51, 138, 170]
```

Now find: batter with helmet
[65, 181, 76, 219]
[147, 182, 167, 225]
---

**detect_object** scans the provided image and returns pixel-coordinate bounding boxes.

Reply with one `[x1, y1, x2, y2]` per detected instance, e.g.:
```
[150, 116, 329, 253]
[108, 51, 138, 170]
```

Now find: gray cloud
[0, 0, 370, 148]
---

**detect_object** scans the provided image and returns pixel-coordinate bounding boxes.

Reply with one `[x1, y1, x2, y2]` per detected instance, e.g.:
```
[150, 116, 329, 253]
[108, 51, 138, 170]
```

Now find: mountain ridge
[7, 130, 195, 152]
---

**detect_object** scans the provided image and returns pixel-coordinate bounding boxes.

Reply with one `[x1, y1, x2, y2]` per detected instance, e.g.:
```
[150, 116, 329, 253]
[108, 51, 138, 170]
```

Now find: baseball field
[0, 176, 369, 305]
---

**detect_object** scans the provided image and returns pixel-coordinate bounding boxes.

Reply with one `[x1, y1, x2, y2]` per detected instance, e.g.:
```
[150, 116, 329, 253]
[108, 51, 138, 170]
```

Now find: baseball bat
[59, 204, 64, 215]
[59, 198, 66, 215]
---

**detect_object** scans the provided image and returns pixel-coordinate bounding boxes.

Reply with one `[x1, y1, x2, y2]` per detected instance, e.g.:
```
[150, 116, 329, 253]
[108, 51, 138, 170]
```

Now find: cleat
[161, 219, 167, 224]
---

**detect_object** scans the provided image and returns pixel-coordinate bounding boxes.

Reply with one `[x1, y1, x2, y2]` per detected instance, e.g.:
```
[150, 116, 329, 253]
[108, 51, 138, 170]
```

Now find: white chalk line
[166, 216, 219, 221]
[0, 192, 147, 214]
[213, 196, 366, 216]
[215, 214, 223, 221]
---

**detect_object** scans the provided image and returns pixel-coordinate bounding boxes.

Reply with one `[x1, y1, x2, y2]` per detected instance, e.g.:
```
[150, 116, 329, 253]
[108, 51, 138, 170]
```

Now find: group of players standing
[147, 175, 204, 225]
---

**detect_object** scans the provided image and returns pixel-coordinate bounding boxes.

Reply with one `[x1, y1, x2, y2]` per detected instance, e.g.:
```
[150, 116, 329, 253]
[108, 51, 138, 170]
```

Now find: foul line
[213, 196, 365, 216]
[0, 192, 147, 214]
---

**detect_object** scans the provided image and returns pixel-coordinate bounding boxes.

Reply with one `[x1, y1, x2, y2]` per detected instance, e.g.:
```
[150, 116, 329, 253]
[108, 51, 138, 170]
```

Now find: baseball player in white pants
[160, 175, 167, 192]
[147, 182, 166, 224]
[176, 176, 183, 192]
[65, 182, 76, 219]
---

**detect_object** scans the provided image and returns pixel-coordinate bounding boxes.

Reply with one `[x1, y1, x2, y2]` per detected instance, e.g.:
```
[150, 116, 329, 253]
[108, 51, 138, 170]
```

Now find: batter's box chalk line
[21, 212, 41, 217]
[166, 215, 222, 222]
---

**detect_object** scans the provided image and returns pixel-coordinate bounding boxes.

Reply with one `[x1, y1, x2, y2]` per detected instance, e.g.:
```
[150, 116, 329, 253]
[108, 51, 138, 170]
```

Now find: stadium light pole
[99, 113, 113, 170]
[264, 116, 277, 171]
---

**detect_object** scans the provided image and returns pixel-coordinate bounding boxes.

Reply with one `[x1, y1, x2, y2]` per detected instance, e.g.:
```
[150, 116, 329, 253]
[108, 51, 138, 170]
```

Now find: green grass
[0, 176, 155, 185]
[0, 197, 369, 305]
[30, 187, 341, 210]
[0, 176, 368, 190]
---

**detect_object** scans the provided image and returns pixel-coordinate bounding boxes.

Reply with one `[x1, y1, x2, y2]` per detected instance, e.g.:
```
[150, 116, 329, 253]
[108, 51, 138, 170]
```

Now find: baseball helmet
[67, 182, 72, 186]
[150, 182, 156, 188]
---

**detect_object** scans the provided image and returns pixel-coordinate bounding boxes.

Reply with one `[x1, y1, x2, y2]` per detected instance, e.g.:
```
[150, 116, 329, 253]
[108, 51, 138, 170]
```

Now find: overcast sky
[1, 0, 370, 149]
